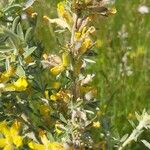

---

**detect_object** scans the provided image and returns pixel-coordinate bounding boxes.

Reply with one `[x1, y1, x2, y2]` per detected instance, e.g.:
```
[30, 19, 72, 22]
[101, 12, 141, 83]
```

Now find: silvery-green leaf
[17, 23, 24, 40]
[84, 58, 96, 63]
[47, 132, 55, 142]
[128, 120, 136, 128]
[120, 134, 129, 142]
[59, 113, 67, 124]
[141, 140, 150, 149]
[25, 27, 33, 42]
[135, 112, 141, 121]
[16, 65, 25, 77]
[12, 16, 20, 33]
[4, 4, 22, 13]
[0, 54, 6, 61]
[23, 46, 36, 58]
[23, 0, 36, 10]
[0, 46, 13, 53]
[4, 28, 20, 48]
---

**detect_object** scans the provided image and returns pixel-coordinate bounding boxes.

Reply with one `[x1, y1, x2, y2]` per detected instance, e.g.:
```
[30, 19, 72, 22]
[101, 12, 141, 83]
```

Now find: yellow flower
[43, 2, 73, 31]
[129, 46, 145, 59]
[62, 52, 70, 67]
[55, 122, 64, 135]
[75, 32, 82, 40]
[52, 82, 61, 89]
[14, 77, 28, 91]
[93, 121, 101, 128]
[79, 38, 92, 55]
[28, 131, 65, 150]
[50, 64, 65, 76]
[50, 52, 69, 76]
[25, 56, 33, 64]
[39, 104, 51, 116]
[57, 2, 73, 27]
[0, 66, 15, 83]
[4, 77, 28, 92]
[50, 94, 58, 101]
[108, 7, 117, 15]
[0, 120, 23, 150]
[50, 90, 71, 102]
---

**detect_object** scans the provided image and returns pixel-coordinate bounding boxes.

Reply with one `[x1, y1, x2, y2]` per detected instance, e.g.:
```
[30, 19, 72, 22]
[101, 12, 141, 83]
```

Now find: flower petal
[50, 65, 65, 76]
[0, 139, 7, 148]
[13, 136, 23, 147]
[14, 77, 28, 91]
[28, 142, 45, 150]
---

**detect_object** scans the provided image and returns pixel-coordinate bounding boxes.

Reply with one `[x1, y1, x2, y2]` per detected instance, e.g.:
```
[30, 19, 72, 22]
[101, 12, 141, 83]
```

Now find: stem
[118, 123, 144, 150]
[69, 5, 80, 149]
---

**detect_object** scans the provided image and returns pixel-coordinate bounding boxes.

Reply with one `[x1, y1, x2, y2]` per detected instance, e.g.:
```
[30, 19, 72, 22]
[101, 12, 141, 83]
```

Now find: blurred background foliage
[0, 0, 150, 149]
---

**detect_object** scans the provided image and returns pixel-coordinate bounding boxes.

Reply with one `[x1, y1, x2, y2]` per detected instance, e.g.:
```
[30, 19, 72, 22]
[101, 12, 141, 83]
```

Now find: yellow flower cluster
[29, 131, 65, 150]
[0, 66, 15, 83]
[0, 121, 23, 150]
[5, 77, 28, 92]
[42, 52, 70, 76]
[50, 89, 71, 102]
[0, 66, 28, 92]
[43, 2, 73, 31]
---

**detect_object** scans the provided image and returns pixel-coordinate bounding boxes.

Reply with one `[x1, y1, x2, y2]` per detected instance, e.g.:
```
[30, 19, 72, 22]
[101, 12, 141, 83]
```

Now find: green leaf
[3, 4, 22, 13]
[17, 23, 24, 40]
[0, 54, 6, 61]
[47, 132, 55, 142]
[0, 45, 13, 53]
[12, 16, 20, 33]
[120, 134, 129, 142]
[23, 46, 36, 58]
[16, 65, 25, 77]
[59, 113, 67, 124]
[3, 28, 20, 47]
[25, 27, 33, 42]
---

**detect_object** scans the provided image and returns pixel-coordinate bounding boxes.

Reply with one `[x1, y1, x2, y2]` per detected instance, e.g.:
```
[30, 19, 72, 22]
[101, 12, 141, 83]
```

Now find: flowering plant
[0, 0, 118, 149]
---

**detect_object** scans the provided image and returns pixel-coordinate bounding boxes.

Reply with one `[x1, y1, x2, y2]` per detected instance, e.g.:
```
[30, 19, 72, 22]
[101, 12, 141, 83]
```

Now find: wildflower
[55, 122, 64, 135]
[5, 77, 28, 91]
[31, 12, 38, 18]
[127, 113, 135, 120]
[129, 46, 145, 59]
[39, 104, 51, 116]
[0, 66, 15, 83]
[107, 7, 117, 15]
[74, 25, 96, 55]
[28, 131, 65, 150]
[52, 82, 61, 89]
[50, 64, 65, 76]
[0, 120, 23, 149]
[93, 121, 101, 128]
[42, 54, 62, 69]
[138, 5, 149, 14]
[42, 52, 69, 76]
[80, 74, 95, 86]
[79, 38, 93, 55]
[13, 77, 28, 91]
[50, 90, 71, 102]
[43, 2, 73, 31]
[57, 2, 73, 27]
